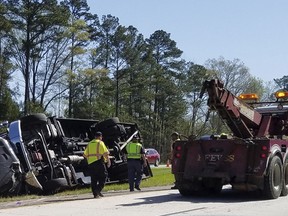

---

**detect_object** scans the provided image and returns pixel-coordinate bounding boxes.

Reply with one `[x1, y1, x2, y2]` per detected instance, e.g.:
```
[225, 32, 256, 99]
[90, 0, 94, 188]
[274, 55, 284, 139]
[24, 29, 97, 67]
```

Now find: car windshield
[145, 149, 154, 155]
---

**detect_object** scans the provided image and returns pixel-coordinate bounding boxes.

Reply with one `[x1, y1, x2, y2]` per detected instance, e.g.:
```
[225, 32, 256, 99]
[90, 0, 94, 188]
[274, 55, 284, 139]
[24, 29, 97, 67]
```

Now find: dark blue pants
[88, 159, 108, 196]
[127, 159, 143, 191]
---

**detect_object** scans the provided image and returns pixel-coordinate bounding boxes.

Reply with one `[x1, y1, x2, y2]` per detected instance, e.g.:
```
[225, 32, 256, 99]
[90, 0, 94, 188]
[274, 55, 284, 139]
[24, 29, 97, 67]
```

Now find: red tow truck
[172, 79, 288, 199]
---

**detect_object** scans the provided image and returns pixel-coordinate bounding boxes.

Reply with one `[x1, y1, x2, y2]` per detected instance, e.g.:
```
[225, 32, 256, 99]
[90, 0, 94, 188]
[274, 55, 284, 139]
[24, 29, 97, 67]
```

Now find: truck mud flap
[143, 159, 153, 178]
[25, 171, 43, 191]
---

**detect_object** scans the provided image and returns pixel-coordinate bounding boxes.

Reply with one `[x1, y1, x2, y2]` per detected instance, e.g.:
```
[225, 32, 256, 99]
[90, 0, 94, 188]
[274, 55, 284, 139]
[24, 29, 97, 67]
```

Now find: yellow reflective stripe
[96, 140, 100, 155]
[128, 153, 140, 156]
[86, 153, 103, 157]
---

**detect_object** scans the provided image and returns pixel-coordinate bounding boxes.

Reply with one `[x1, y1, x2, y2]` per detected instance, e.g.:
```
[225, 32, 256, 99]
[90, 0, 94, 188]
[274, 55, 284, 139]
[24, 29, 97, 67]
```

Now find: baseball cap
[95, 131, 102, 137]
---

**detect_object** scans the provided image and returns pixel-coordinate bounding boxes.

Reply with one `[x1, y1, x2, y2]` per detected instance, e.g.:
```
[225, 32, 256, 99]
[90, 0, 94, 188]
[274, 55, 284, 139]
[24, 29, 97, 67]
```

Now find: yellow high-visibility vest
[126, 142, 142, 159]
[83, 139, 108, 164]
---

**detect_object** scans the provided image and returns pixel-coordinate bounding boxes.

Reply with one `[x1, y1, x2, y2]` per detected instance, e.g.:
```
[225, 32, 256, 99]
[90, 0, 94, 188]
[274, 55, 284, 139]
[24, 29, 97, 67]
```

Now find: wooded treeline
[0, 0, 286, 158]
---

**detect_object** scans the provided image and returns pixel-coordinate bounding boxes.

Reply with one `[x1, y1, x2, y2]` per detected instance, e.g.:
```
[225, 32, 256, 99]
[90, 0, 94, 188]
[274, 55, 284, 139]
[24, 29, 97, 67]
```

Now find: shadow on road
[118, 188, 269, 207]
[0, 187, 276, 210]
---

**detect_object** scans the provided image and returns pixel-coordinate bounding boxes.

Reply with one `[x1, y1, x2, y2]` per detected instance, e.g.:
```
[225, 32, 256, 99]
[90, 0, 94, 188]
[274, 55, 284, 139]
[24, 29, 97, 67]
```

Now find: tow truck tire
[178, 182, 197, 196]
[209, 180, 223, 194]
[263, 156, 283, 199]
[281, 159, 288, 196]
[179, 188, 194, 196]
[202, 178, 222, 194]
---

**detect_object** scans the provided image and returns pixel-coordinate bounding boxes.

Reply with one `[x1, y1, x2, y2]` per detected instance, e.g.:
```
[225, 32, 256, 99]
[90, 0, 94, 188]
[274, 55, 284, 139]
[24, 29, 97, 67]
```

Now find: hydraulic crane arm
[200, 79, 262, 139]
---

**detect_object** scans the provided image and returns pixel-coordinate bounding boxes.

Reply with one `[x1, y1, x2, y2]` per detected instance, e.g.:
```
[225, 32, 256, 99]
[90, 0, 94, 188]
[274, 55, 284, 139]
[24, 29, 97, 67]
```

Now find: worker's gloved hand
[107, 162, 111, 168]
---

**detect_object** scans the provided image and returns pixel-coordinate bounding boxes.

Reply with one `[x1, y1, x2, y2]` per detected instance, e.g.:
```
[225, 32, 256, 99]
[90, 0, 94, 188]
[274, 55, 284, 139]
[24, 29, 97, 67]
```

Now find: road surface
[1, 186, 288, 216]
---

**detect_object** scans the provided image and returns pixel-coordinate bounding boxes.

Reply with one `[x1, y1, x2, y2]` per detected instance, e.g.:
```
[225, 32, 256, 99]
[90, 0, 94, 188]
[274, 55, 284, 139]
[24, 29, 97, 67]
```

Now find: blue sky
[86, 0, 288, 82]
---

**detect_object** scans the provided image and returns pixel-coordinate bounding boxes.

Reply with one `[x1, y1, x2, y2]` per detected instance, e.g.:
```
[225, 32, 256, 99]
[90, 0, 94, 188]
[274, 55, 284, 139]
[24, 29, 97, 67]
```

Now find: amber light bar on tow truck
[275, 91, 288, 100]
[238, 93, 259, 101]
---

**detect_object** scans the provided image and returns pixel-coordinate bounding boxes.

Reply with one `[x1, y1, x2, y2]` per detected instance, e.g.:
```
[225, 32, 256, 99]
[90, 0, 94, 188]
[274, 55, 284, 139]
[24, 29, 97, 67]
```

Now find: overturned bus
[0, 114, 152, 196]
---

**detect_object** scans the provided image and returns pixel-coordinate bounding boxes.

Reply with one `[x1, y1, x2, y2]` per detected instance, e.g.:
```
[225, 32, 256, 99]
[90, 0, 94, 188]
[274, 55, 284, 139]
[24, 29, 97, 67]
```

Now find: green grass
[55, 167, 174, 195]
[141, 167, 174, 187]
[0, 167, 174, 202]
[105, 167, 174, 192]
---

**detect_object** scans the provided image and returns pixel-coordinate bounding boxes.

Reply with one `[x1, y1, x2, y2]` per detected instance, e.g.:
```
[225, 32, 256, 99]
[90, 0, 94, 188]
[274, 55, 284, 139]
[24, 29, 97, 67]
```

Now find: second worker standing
[124, 136, 147, 192]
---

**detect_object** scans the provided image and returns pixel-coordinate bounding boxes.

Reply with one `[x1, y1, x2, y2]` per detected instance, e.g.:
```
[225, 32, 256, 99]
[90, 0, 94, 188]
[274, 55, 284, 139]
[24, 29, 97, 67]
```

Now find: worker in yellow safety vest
[83, 131, 111, 198]
[124, 136, 147, 192]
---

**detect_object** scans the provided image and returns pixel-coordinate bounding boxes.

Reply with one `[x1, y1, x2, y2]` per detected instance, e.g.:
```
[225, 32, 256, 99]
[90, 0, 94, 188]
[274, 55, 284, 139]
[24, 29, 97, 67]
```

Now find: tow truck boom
[200, 79, 262, 138]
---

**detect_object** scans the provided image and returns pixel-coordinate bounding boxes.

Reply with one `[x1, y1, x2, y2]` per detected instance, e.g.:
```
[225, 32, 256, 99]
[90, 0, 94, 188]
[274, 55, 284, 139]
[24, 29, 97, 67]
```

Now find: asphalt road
[1, 186, 288, 216]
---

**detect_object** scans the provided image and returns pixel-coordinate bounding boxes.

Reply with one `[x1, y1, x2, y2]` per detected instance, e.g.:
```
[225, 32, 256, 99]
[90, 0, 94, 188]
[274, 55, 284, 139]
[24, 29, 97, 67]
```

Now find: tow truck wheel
[209, 180, 223, 194]
[179, 188, 194, 196]
[263, 156, 283, 199]
[281, 159, 288, 196]
[203, 178, 222, 194]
